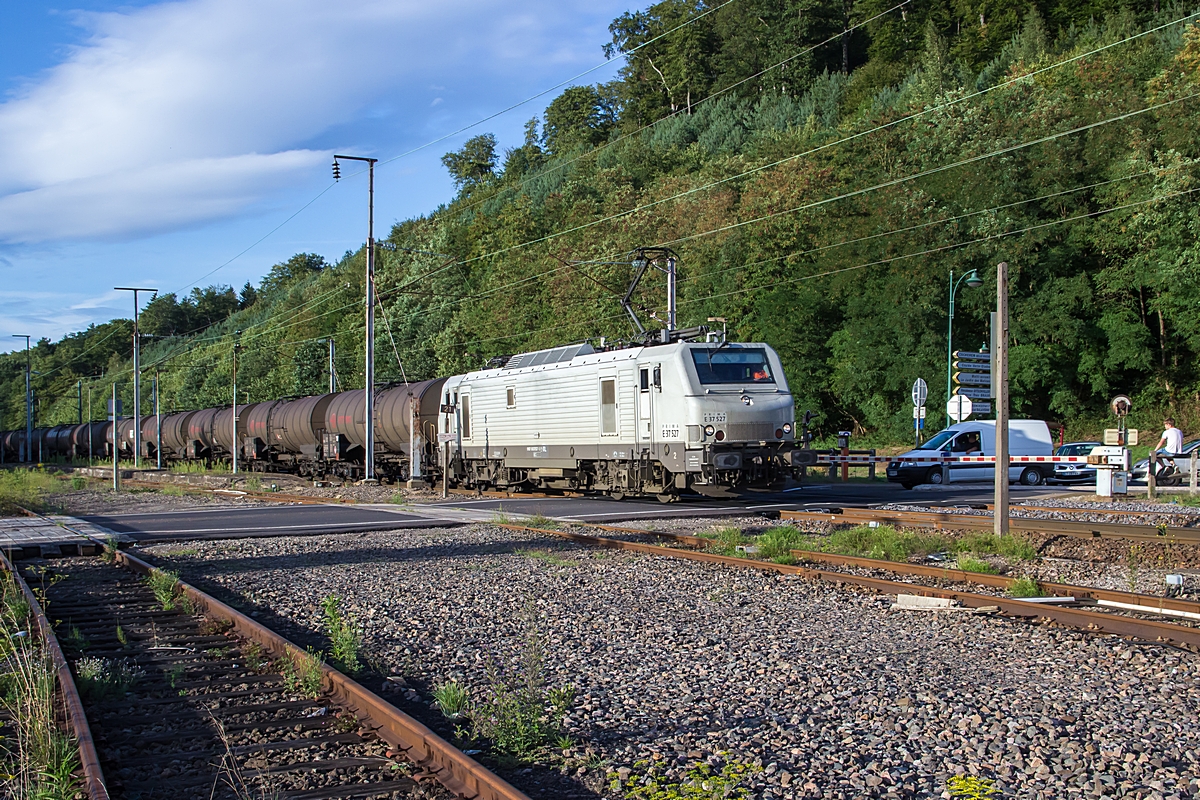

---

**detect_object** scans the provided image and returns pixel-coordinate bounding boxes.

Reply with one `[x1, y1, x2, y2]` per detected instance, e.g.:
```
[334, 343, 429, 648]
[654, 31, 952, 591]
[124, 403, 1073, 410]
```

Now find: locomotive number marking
[703, 412, 727, 423]
[660, 425, 681, 439]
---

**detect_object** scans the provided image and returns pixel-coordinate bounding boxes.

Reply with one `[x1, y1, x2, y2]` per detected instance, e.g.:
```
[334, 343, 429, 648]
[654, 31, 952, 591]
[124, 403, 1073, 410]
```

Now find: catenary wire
[166, 0, 740, 294]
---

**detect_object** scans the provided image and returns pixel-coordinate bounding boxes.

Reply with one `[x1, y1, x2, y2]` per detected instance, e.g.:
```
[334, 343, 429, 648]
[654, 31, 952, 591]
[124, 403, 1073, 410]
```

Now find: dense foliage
[4, 0, 1199, 444]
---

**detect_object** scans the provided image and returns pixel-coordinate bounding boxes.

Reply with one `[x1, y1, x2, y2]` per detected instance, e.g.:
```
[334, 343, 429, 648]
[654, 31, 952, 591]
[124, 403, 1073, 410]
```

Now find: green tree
[259, 253, 327, 300]
[542, 85, 618, 154]
[441, 134, 498, 188]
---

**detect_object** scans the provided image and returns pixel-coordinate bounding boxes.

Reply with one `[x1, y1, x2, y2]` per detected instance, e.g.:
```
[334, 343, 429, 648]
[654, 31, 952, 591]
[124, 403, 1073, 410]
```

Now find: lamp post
[115, 287, 158, 469]
[333, 154, 379, 482]
[11, 335, 31, 462]
[945, 269, 983, 427]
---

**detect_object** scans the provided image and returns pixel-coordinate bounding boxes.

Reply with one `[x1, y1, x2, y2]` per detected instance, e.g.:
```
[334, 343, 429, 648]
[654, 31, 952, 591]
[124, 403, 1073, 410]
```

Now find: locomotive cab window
[639, 368, 649, 392]
[691, 348, 774, 384]
[600, 378, 617, 435]
[460, 394, 471, 439]
[506, 387, 515, 408]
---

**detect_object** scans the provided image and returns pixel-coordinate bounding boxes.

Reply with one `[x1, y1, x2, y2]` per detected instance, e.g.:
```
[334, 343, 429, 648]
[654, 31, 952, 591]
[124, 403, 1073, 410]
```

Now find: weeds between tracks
[433, 607, 576, 762]
[320, 594, 362, 675]
[0, 468, 59, 514]
[0, 572, 80, 800]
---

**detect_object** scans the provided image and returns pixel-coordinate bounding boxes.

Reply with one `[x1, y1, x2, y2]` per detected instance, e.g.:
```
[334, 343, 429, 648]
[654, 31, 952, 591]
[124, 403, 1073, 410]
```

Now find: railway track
[494, 521, 1200, 651]
[3, 510, 528, 800]
[781, 506, 1200, 544]
[582, 523, 1200, 622]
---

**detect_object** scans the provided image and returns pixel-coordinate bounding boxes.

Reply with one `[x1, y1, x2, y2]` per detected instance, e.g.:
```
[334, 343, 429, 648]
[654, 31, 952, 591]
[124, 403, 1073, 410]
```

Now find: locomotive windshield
[691, 348, 775, 384]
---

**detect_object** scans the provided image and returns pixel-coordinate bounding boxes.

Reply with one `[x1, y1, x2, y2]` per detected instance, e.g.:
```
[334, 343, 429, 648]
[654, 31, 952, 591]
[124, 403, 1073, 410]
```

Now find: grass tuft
[516, 548, 574, 566]
[954, 532, 1038, 561]
[0, 468, 60, 514]
[145, 569, 183, 611]
[466, 607, 575, 759]
[74, 656, 144, 700]
[320, 595, 361, 675]
[280, 647, 325, 699]
[525, 513, 559, 529]
[1007, 576, 1042, 597]
[820, 524, 951, 561]
[701, 526, 748, 556]
[956, 557, 999, 575]
[0, 572, 81, 799]
[432, 680, 471, 719]
[755, 526, 806, 561]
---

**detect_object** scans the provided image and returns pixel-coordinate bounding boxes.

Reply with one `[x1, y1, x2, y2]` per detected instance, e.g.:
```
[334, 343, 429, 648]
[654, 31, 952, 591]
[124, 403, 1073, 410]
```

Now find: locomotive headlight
[782, 423, 793, 434]
[704, 425, 715, 437]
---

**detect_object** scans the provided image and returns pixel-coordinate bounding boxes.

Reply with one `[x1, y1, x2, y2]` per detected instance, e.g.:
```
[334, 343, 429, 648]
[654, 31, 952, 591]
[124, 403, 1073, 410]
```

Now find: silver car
[1131, 439, 1200, 484]
[1047, 441, 1102, 484]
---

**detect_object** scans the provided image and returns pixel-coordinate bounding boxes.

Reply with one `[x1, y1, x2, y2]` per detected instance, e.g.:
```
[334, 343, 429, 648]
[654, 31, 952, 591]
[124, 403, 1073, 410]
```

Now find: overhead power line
[167, 0, 741, 295]
[441, 11, 1200, 271]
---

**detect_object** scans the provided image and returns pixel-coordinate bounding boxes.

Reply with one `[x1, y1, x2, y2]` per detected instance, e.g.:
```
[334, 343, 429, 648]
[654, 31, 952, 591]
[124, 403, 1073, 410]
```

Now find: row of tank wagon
[1, 337, 810, 497]
[0, 380, 442, 481]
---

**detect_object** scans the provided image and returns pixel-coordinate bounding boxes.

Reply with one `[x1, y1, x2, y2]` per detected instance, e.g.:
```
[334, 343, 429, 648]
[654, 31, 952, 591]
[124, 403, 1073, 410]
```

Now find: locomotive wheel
[656, 492, 678, 504]
[610, 491, 625, 501]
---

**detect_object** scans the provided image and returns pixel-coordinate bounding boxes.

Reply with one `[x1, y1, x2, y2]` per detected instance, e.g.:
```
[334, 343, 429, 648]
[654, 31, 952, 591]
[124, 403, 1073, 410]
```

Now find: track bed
[38, 557, 451, 800]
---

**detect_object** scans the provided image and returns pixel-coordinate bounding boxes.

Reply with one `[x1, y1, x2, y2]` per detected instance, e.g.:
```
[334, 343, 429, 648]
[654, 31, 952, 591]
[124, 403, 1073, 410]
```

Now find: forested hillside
[4, 0, 1199, 443]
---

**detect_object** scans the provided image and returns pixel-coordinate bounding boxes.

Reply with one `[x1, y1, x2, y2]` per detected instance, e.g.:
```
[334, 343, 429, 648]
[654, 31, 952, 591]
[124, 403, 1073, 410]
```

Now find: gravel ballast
[145, 526, 1200, 800]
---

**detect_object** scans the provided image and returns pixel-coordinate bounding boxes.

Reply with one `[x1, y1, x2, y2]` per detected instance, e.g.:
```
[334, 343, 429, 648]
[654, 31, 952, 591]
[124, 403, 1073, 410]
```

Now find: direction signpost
[951, 350, 992, 421]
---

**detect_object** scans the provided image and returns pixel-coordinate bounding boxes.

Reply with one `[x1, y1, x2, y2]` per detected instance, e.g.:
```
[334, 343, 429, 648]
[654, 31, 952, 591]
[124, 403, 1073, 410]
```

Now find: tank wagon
[0, 334, 810, 499]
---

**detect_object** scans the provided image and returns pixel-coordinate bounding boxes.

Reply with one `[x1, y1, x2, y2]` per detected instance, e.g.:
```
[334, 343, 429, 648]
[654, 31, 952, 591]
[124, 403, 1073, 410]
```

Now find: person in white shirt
[1152, 422, 1180, 479]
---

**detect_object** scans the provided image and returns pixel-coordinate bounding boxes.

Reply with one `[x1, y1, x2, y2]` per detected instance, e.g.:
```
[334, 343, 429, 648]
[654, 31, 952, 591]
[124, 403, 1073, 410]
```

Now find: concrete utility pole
[333, 154, 379, 482]
[993, 261, 1010, 536]
[12, 335, 31, 462]
[115, 286, 157, 470]
[327, 338, 336, 394]
[111, 383, 120, 492]
[154, 372, 162, 470]
[232, 331, 242, 475]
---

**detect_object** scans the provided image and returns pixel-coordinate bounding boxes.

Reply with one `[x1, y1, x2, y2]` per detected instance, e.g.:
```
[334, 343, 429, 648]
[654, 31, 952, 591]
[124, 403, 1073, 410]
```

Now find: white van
[886, 420, 1054, 488]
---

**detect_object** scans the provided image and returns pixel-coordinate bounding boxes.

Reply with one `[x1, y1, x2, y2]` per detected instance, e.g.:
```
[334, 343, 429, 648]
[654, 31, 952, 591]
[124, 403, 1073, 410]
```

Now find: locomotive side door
[638, 366, 652, 442]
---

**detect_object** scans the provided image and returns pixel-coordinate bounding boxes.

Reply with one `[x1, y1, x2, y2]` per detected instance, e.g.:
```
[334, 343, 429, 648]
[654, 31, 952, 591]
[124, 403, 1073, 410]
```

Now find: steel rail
[497, 523, 1200, 651]
[578, 522, 1200, 620]
[0, 551, 109, 800]
[779, 507, 1200, 544]
[15, 506, 530, 800]
[1002, 502, 1200, 520]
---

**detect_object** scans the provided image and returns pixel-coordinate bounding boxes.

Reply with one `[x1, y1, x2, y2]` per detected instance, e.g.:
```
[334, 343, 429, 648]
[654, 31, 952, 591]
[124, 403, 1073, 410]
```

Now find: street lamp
[11, 335, 31, 462]
[333, 154, 379, 482]
[115, 286, 158, 469]
[946, 269, 983, 427]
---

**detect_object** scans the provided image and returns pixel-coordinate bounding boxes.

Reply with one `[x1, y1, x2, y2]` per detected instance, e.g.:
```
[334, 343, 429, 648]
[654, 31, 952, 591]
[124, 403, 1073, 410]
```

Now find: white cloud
[0, 0, 618, 243]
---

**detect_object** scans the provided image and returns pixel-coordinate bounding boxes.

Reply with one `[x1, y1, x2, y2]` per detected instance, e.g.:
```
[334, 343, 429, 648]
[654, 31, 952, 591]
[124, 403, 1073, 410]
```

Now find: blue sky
[0, 0, 633, 351]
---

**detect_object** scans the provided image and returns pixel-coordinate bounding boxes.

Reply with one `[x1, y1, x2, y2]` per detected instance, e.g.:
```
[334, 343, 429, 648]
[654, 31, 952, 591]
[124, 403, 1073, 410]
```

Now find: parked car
[1047, 441, 1102, 485]
[1131, 439, 1200, 484]
[887, 420, 1054, 488]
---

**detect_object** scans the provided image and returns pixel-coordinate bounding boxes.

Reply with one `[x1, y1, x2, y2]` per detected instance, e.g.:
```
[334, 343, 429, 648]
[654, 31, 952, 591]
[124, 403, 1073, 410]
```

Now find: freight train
[1, 331, 812, 500]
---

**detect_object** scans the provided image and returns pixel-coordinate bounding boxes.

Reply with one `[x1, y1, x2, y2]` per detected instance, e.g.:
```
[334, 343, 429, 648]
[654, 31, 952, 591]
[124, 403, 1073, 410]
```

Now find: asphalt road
[80, 504, 459, 544]
[79, 481, 1085, 543]
[409, 481, 1079, 524]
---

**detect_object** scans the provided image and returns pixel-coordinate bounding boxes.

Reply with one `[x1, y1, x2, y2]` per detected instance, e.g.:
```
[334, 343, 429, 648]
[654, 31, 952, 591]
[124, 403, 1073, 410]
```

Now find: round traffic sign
[912, 378, 928, 407]
[947, 395, 973, 422]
